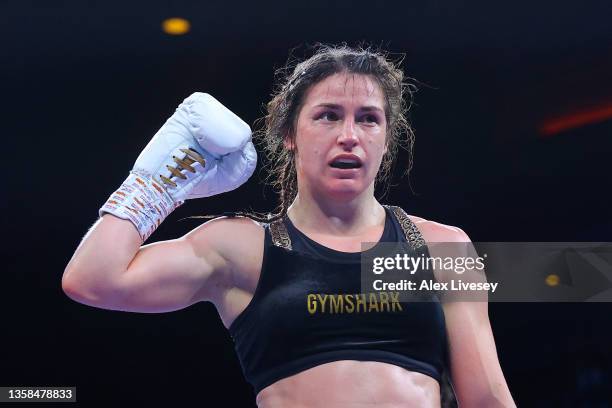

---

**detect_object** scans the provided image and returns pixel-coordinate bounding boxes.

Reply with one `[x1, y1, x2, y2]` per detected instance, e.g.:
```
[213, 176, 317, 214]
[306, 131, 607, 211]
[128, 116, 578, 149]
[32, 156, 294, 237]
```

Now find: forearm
[61, 92, 255, 309]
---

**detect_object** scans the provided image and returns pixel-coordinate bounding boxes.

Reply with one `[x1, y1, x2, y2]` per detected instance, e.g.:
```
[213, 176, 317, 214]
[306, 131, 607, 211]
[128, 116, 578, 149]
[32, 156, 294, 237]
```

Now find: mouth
[329, 155, 363, 170]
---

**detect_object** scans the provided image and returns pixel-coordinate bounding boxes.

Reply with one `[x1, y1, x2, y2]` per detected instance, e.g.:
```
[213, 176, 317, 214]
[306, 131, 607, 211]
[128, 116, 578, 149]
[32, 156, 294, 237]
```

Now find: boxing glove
[99, 93, 257, 241]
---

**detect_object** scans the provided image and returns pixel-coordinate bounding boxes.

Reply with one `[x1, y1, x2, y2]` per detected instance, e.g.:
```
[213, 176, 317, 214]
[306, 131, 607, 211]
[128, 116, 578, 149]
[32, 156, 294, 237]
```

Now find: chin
[323, 179, 371, 200]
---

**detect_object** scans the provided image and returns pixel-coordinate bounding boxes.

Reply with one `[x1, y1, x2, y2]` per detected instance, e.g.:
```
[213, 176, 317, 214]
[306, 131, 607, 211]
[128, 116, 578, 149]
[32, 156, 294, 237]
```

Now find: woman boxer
[63, 45, 515, 407]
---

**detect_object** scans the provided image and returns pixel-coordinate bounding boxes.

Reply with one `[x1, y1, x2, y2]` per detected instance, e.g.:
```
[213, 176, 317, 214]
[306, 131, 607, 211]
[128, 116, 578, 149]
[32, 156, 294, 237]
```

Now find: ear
[283, 132, 295, 151]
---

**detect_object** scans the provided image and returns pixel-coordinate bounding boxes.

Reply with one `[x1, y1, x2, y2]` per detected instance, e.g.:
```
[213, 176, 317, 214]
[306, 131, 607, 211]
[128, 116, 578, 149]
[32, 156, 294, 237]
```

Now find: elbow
[456, 382, 515, 408]
[61, 272, 88, 304]
[61, 268, 124, 309]
[62, 267, 81, 300]
[469, 391, 516, 408]
[61, 270, 96, 305]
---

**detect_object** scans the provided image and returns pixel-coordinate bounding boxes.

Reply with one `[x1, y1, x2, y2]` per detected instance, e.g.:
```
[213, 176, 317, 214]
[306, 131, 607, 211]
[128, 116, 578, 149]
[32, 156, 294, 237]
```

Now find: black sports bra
[229, 205, 448, 394]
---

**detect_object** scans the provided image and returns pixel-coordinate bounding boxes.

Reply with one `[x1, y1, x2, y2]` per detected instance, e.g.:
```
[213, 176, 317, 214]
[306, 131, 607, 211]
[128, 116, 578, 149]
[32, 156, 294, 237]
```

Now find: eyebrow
[313, 103, 384, 113]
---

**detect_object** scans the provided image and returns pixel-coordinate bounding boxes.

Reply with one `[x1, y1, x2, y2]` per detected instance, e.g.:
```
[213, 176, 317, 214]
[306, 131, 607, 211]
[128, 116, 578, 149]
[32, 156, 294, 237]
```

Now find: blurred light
[162, 17, 190, 36]
[545, 274, 560, 286]
[540, 103, 612, 137]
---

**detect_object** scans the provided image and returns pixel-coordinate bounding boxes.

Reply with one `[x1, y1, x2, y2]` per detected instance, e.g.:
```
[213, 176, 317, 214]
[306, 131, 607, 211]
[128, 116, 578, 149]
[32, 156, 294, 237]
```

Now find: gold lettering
[355, 293, 366, 313]
[345, 294, 355, 313]
[330, 294, 343, 314]
[390, 292, 403, 312]
[316, 294, 328, 313]
[368, 293, 380, 312]
[307, 294, 317, 314]
[379, 292, 390, 312]
[307, 292, 405, 314]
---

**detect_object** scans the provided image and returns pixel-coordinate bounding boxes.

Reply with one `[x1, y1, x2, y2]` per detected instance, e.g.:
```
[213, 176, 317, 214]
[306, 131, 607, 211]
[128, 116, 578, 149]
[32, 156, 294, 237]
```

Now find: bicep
[115, 234, 227, 313]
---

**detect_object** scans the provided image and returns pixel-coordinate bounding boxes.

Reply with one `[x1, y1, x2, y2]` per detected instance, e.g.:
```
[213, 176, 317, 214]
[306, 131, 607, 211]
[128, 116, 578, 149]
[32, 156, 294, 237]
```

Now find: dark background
[2, 0, 611, 406]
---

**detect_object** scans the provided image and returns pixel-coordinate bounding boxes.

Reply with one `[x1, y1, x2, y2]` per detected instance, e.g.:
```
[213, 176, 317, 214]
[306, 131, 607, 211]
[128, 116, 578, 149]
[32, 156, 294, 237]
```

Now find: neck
[286, 186, 385, 235]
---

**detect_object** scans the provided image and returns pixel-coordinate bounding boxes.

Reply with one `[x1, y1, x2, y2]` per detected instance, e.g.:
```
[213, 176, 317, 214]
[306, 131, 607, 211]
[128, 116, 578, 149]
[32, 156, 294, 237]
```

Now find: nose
[338, 118, 359, 150]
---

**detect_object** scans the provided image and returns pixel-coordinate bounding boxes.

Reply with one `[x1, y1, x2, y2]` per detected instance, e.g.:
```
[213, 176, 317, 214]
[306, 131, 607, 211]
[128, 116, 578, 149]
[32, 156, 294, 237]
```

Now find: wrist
[99, 172, 183, 242]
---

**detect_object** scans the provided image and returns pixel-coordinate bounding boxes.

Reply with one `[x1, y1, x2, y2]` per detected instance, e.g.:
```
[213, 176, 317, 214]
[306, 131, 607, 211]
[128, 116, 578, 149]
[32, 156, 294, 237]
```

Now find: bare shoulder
[184, 216, 265, 290]
[408, 214, 485, 289]
[407, 214, 471, 243]
[183, 216, 267, 327]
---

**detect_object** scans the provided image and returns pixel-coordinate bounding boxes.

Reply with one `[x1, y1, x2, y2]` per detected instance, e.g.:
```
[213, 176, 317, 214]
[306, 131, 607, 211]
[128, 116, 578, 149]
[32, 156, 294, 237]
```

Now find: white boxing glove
[133, 92, 256, 201]
[182, 92, 252, 156]
[100, 93, 257, 241]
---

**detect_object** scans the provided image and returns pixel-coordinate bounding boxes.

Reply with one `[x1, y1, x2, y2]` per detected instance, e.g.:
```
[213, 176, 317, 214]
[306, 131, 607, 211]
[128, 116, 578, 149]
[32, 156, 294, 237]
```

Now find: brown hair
[243, 43, 417, 222]
[195, 44, 457, 407]
[193, 44, 417, 223]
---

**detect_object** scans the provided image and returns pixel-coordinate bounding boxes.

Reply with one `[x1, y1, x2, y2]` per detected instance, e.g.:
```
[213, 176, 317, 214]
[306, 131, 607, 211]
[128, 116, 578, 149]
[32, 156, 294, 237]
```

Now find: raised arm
[62, 92, 257, 313]
[62, 215, 260, 313]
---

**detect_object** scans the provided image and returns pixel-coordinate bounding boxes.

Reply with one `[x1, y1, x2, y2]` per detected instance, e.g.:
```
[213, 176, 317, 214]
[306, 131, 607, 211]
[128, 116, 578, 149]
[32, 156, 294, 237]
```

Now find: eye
[317, 111, 340, 121]
[360, 114, 380, 124]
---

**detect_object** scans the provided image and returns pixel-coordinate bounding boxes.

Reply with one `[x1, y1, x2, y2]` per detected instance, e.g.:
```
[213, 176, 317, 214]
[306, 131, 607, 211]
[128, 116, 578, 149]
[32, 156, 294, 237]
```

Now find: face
[289, 72, 388, 201]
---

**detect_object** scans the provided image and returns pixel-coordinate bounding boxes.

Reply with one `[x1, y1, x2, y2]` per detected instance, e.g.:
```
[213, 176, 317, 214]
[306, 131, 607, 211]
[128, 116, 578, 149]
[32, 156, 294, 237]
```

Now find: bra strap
[268, 206, 425, 251]
[384, 205, 427, 250]
[269, 218, 292, 250]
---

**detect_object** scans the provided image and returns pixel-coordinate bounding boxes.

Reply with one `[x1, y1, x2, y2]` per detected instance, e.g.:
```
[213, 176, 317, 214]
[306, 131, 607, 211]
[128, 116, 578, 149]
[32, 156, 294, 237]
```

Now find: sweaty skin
[213, 73, 445, 407]
[64, 67, 514, 406]
[215, 214, 449, 408]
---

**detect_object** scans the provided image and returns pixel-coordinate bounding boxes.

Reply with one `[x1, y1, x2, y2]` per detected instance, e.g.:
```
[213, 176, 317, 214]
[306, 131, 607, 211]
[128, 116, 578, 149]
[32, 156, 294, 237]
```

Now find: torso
[210, 211, 443, 408]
